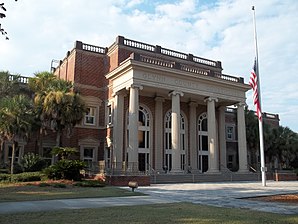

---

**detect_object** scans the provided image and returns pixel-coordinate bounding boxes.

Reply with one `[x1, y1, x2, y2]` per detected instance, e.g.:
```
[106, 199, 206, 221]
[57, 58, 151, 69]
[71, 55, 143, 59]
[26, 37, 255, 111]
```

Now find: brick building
[2, 36, 280, 184]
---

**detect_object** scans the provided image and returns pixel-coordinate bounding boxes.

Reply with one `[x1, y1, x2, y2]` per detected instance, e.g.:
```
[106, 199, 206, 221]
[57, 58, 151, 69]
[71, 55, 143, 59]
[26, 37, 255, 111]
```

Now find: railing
[123, 38, 155, 52]
[193, 55, 217, 67]
[8, 75, 29, 84]
[160, 47, 188, 60]
[131, 53, 242, 83]
[75, 41, 107, 54]
[214, 72, 244, 83]
[139, 54, 175, 68]
[180, 64, 209, 76]
[119, 36, 220, 68]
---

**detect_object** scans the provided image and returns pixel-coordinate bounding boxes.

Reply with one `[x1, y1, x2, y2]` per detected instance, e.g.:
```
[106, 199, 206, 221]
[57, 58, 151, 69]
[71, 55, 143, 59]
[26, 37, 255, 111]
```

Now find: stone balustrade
[9, 75, 29, 84]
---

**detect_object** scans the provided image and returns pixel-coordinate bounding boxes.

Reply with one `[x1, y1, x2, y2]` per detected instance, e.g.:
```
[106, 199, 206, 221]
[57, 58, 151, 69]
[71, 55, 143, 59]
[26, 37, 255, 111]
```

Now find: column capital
[204, 97, 218, 103]
[112, 91, 125, 97]
[154, 96, 165, 102]
[168, 90, 184, 97]
[236, 102, 247, 108]
[126, 84, 143, 91]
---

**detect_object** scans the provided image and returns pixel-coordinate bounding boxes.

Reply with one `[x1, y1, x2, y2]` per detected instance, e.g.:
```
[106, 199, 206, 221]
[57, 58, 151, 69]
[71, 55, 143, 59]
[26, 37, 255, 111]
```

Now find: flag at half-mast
[249, 58, 262, 121]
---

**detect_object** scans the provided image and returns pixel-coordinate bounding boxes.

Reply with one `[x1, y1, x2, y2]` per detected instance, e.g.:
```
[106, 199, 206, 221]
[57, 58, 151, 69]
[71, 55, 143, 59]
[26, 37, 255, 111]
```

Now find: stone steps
[150, 172, 260, 184]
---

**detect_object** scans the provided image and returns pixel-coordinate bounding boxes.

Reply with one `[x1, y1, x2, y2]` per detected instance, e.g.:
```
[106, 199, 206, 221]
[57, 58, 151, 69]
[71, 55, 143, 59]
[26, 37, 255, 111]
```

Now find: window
[83, 147, 94, 168]
[107, 105, 113, 125]
[198, 112, 208, 172]
[8, 146, 21, 163]
[164, 111, 187, 171]
[226, 125, 235, 140]
[42, 147, 53, 166]
[85, 107, 96, 125]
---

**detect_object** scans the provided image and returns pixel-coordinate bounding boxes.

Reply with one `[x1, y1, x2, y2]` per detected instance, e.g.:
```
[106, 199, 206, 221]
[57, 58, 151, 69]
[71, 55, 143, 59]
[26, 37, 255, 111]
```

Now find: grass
[0, 202, 297, 224]
[0, 181, 143, 202]
[0, 182, 297, 224]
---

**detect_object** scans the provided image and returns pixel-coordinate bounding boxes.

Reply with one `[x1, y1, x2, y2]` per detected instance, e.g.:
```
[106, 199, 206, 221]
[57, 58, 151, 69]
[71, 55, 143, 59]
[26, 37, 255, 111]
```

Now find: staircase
[150, 172, 260, 184]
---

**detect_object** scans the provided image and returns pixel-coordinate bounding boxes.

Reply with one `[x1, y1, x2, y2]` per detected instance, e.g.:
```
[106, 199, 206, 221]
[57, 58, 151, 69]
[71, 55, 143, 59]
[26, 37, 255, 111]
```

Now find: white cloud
[0, 0, 297, 132]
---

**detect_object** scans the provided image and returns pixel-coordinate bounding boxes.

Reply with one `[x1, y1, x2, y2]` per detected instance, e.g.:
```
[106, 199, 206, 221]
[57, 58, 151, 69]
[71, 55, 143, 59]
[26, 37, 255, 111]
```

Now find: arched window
[198, 112, 208, 172]
[164, 111, 187, 172]
[126, 105, 151, 172]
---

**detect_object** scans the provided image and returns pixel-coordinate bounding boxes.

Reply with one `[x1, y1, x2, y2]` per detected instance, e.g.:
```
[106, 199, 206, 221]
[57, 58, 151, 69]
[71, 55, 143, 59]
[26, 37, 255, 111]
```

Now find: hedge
[0, 172, 44, 182]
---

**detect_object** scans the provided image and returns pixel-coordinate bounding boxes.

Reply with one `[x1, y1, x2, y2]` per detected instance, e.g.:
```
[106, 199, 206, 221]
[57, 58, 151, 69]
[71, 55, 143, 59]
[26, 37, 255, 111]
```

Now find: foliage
[266, 126, 298, 169]
[0, 94, 34, 174]
[43, 160, 85, 181]
[51, 146, 78, 160]
[29, 72, 86, 146]
[0, 171, 44, 182]
[0, 71, 21, 98]
[74, 180, 106, 188]
[20, 153, 47, 172]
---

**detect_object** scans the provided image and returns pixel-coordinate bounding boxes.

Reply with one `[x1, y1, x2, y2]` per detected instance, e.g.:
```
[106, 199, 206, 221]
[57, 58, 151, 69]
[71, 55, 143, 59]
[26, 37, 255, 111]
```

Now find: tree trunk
[56, 130, 61, 147]
[10, 141, 16, 175]
[0, 140, 3, 165]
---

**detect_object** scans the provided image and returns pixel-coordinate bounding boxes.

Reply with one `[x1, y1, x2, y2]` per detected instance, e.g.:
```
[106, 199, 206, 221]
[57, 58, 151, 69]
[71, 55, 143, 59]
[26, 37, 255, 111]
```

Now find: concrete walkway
[0, 181, 297, 215]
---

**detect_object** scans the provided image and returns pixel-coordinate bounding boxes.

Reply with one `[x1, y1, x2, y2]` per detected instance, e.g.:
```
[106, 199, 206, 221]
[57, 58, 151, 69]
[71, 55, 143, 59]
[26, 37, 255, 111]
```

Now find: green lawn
[0, 203, 297, 224]
[0, 183, 143, 202]
[0, 183, 297, 224]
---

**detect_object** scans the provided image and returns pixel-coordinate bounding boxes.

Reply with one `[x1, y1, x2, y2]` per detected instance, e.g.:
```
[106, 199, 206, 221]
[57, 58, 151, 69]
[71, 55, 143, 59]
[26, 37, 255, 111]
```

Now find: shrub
[21, 153, 47, 172]
[4, 162, 23, 174]
[43, 160, 85, 181]
[0, 173, 10, 182]
[52, 183, 67, 188]
[39, 182, 51, 187]
[10, 172, 44, 182]
[74, 180, 106, 188]
[0, 172, 44, 182]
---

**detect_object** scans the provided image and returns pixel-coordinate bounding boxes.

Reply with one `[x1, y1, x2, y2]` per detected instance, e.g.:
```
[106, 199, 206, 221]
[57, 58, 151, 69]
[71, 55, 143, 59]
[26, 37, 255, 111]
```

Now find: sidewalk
[0, 181, 297, 215]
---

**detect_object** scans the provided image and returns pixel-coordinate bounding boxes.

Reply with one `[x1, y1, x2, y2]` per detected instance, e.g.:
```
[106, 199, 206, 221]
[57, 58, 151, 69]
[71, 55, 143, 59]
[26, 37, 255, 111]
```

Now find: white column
[205, 97, 219, 173]
[154, 96, 165, 172]
[218, 106, 227, 169]
[169, 91, 184, 172]
[127, 84, 143, 172]
[113, 92, 124, 171]
[237, 102, 249, 172]
[189, 101, 198, 173]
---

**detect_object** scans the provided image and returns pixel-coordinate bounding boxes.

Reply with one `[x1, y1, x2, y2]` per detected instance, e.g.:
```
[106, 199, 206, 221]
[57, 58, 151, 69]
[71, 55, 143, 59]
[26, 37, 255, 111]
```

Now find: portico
[106, 37, 251, 175]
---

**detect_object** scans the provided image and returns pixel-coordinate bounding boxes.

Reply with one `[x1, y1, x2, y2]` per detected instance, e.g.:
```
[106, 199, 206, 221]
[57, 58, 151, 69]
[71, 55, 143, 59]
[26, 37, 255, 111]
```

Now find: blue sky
[0, 0, 297, 133]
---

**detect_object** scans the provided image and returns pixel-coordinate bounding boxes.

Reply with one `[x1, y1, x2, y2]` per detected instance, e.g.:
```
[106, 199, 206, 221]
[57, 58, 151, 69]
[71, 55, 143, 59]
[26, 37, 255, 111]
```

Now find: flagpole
[252, 6, 266, 187]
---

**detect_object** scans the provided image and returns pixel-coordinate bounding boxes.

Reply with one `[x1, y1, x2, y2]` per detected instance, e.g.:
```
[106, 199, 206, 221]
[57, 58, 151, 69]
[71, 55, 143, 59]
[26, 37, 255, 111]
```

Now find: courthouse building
[3, 36, 280, 183]
[54, 36, 250, 176]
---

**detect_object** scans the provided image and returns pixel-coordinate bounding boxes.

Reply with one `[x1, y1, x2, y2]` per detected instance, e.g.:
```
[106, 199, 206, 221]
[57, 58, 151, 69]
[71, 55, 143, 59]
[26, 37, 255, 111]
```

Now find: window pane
[202, 119, 207, 131]
[138, 130, 145, 148]
[84, 148, 93, 158]
[202, 136, 208, 151]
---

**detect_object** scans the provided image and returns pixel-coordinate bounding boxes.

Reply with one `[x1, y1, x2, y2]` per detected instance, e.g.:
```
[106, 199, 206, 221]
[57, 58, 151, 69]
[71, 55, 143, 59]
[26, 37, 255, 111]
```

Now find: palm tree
[29, 72, 86, 147]
[0, 71, 21, 98]
[0, 71, 21, 164]
[0, 95, 33, 174]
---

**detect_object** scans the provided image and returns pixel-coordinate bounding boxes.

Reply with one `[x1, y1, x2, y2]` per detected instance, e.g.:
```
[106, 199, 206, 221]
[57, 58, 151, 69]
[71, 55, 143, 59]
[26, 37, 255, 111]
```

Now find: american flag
[249, 59, 262, 121]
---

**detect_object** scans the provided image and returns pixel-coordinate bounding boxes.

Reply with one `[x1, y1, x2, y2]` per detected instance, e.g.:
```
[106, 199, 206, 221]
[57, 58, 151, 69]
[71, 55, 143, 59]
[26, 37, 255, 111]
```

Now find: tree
[0, 1, 18, 40]
[266, 126, 298, 169]
[0, 71, 22, 164]
[245, 108, 259, 167]
[0, 94, 34, 174]
[0, 71, 21, 98]
[29, 72, 86, 147]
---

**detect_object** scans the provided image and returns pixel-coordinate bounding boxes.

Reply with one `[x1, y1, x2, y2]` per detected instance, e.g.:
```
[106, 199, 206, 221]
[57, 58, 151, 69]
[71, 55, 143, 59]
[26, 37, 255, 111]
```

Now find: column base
[206, 169, 220, 174]
[237, 169, 250, 173]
